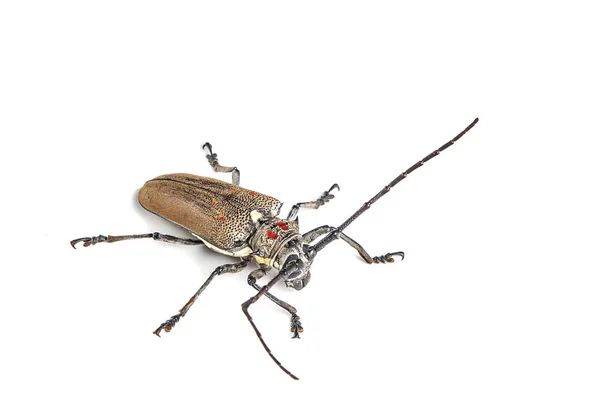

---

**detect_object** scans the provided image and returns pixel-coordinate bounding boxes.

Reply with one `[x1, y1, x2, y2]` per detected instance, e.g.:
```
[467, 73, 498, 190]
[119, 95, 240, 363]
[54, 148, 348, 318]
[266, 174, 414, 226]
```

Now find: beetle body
[139, 174, 307, 279]
[139, 174, 278, 256]
[71, 119, 480, 380]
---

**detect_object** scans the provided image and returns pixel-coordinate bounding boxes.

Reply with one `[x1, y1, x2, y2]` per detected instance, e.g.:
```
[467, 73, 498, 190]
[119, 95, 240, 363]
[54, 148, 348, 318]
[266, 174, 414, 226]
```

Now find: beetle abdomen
[138, 174, 282, 252]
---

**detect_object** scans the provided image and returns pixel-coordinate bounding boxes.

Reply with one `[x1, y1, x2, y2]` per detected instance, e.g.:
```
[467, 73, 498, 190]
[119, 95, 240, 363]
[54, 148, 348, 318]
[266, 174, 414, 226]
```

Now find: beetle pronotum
[71, 118, 479, 379]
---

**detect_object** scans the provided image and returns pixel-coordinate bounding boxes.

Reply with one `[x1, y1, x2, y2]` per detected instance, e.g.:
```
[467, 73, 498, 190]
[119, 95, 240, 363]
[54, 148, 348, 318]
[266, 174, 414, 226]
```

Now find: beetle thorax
[249, 218, 300, 269]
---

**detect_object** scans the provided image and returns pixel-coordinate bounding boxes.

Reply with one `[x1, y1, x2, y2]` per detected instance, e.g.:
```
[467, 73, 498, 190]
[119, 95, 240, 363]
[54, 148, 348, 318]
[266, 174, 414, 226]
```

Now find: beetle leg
[338, 233, 404, 263]
[247, 269, 303, 338]
[202, 142, 240, 185]
[70, 232, 203, 249]
[287, 183, 340, 220]
[242, 271, 299, 380]
[303, 225, 404, 264]
[305, 225, 375, 261]
[153, 259, 249, 336]
[302, 225, 335, 244]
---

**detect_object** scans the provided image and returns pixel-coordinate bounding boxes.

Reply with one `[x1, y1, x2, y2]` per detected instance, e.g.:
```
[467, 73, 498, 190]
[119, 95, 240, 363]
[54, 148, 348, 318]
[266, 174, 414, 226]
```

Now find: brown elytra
[138, 174, 282, 252]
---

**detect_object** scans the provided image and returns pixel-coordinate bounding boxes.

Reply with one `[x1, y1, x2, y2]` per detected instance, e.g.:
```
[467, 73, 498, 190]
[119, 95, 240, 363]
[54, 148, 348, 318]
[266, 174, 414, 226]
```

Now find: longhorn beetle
[71, 118, 479, 379]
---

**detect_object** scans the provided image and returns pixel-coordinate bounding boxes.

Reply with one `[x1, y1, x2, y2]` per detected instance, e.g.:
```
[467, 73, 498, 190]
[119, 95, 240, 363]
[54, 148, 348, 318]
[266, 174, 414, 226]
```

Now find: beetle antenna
[242, 271, 299, 380]
[313, 118, 479, 252]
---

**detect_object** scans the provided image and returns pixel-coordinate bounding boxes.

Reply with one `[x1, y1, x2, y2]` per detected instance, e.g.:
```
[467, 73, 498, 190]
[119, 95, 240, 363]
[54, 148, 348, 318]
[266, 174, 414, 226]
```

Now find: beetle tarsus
[203, 143, 219, 166]
[70, 235, 108, 249]
[202, 142, 240, 185]
[153, 314, 182, 336]
[372, 251, 405, 263]
[319, 183, 340, 204]
[290, 314, 303, 339]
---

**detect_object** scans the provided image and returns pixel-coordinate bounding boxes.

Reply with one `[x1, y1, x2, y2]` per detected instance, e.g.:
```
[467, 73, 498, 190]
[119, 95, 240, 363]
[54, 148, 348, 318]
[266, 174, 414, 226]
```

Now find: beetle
[71, 118, 479, 379]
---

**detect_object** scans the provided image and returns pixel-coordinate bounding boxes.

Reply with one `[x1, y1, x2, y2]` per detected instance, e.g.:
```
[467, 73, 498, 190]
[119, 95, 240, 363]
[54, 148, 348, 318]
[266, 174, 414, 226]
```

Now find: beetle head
[278, 240, 315, 290]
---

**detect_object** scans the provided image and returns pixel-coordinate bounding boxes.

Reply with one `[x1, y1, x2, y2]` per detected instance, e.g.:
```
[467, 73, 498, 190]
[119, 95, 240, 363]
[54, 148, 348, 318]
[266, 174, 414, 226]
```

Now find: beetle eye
[287, 268, 301, 279]
[287, 271, 311, 290]
[284, 254, 299, 264]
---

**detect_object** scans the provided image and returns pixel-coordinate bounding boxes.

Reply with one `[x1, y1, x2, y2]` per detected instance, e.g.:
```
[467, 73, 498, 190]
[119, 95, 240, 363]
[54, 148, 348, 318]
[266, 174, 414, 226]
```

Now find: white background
[1, 1, 599, 397]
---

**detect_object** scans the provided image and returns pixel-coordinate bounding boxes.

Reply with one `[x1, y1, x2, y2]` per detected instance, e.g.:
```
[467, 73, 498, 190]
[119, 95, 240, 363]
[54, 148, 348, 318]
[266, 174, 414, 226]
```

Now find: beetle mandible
[71, 118, 479, 379]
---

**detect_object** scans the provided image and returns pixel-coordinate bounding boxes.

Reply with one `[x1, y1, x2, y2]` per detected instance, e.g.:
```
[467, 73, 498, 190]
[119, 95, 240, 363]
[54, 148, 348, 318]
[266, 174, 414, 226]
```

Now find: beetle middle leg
[202, 142, 240, 185]
[248, 269, 303, 338]
[287, 183, 340, 220]
[153, 258, 249, 336]
[70, 232, 203, 249]
[303, 225, 404, 264]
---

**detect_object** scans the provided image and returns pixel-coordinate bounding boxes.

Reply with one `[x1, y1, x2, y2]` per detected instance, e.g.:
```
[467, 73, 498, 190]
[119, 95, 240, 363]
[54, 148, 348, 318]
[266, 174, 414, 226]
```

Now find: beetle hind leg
[248, 269, 304, 338]
[70, 232, 203, 249]
[202, 142, 241, 185]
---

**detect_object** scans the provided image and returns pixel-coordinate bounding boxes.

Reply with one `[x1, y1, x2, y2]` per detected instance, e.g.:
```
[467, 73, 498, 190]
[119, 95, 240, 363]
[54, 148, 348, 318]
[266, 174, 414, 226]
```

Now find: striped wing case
[138, 174, 282, 252]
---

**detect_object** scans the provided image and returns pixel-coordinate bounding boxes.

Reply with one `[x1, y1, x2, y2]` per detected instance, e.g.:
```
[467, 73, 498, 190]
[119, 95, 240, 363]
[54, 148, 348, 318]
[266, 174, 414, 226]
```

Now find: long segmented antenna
[313, 118, 479, 252]
[242, 271, 299, 380]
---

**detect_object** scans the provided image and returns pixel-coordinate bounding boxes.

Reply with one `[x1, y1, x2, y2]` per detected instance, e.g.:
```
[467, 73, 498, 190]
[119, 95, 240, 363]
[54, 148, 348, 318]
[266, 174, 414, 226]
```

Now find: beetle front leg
[303, 225, 404, 264]
[70, 232, 203, 249]
[202, 142, 240, 185]
[287, 183, 340, 220]
[247, 269, 303, 338]
[154, 259, 249, 336]
[302, 225, 334, 244]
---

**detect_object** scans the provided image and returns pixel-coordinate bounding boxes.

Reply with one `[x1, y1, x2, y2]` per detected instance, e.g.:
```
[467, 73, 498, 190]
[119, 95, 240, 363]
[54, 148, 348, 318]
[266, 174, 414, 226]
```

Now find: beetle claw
[153, 314, 181, 336]
[372, 251, 405, 263]
[70, 235, 108, 249]
[70, 238, 87, 249]
[202, 142, 213, 154]
[318, 185, 339, 205]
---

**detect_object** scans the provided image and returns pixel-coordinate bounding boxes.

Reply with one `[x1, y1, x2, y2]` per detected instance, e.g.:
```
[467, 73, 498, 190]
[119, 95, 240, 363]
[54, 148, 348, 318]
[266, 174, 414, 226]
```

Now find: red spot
[276, 222, 289, 231]
[218, 216, 227, 222]
[211, 199, 217, 206]
[267, 230, 278, 239]
[249, 191, 257, 196]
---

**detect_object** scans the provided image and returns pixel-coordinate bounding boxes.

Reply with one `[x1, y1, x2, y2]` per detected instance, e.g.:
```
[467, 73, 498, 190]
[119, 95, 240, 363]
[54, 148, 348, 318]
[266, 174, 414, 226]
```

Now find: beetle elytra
[71, 118, 479, 379]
